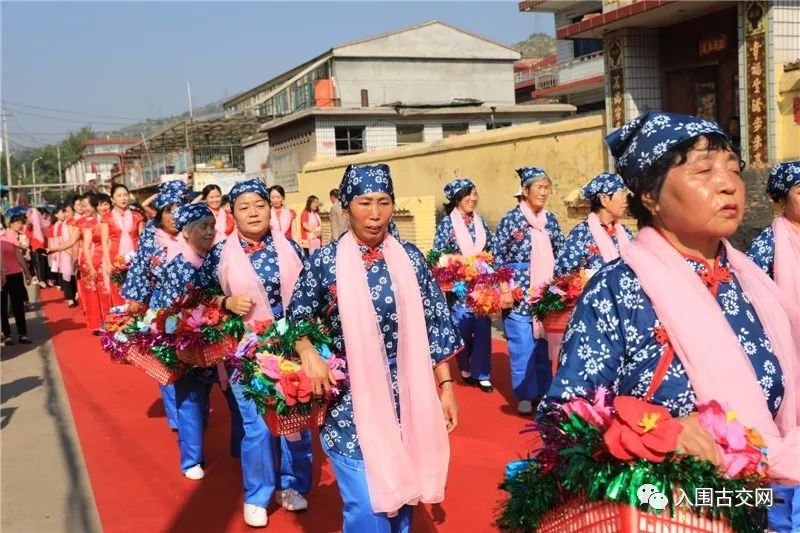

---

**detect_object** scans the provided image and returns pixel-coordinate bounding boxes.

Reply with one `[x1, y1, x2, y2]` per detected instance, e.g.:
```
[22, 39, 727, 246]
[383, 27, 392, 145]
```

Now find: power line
[4, 107, 139, 126]
[2, 100, 149, 121]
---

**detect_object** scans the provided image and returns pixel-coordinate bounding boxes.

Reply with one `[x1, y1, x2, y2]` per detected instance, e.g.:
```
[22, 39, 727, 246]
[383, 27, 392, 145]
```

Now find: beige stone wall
[285, 113, 609, 249]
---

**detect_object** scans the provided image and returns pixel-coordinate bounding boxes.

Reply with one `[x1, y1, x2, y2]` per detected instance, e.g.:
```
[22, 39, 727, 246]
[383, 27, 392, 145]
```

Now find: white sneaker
[517, 400, 533, 415]
[275, 488, 308, 511]
[183, 464, 204, 480]
[243, 503, 268, 528]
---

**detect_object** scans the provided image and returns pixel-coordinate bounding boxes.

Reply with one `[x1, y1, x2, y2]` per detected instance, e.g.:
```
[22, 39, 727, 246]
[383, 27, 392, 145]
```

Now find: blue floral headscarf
[443, 178, 475, 201]
[338, 164, 394, 209]
[228, 178, 270, 206]
[580, 172, 626, 201]
[173, 204, 213, 231]
[605, 112, 729, 189]
[766, 161, 800, 202]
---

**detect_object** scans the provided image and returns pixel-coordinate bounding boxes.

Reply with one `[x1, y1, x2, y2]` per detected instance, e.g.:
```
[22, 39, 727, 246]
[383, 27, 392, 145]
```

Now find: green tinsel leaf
[151, 344, 180, 369]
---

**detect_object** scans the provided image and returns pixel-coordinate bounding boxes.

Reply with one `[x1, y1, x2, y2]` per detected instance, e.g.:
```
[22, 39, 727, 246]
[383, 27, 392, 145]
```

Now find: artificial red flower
[653, 325, 670, 346]
[243, 242, 266, 255]
[203, 306, 221, 325]
[251, 320, 273, 335]
[279, 371, 313, 406]
[603, 396, 682, 463]
[587, 243, 601, 256]
[151, 255, 162, 266]
[512, 230, 525, 241]
[362, 248, 384, 268]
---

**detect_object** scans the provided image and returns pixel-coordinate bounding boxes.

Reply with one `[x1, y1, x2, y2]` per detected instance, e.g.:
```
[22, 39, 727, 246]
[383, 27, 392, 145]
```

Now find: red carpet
[42, 288, 535, 532]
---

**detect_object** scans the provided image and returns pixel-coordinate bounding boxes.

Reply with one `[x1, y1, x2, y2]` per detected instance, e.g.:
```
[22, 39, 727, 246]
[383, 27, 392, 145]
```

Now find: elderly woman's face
[601, 189, 629, 220]
[457, 188, 479, 215]
[523, 179, 551, 212]
[649, 138, 743, 240]
[784, 184, 800, 224]
[183, 216, 216, 254]
[232, 192, 270, 238]
[347, 192, 393, 244]
[160, 205, 178, 236]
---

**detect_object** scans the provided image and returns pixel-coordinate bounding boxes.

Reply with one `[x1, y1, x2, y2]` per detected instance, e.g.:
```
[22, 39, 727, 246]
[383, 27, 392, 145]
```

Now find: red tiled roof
[82, 138, 141, 146]
[557, 0, 673, 39]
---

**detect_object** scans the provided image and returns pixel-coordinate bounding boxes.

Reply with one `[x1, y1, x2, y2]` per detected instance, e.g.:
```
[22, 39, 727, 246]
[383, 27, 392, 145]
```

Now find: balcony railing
[131, 144, 245, 187]
[535, 50, 604, 91]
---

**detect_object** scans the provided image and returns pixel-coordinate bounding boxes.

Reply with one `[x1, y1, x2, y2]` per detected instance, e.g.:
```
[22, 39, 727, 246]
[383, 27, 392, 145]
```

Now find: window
[396, 125, 424, 145]
[335, 126, 365, 156]
[442, 123, 469, 138]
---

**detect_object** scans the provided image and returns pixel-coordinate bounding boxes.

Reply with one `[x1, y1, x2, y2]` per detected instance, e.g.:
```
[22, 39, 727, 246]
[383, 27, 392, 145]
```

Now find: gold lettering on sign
[699, 35, 728, 56]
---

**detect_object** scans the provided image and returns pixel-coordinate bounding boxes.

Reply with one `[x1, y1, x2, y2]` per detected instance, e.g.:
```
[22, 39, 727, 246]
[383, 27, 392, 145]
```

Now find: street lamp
[31, 157, 42, 205]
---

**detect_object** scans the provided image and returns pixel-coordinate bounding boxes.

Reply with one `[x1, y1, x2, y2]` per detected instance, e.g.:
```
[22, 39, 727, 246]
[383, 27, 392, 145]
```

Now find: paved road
[1, 286, 102, 533]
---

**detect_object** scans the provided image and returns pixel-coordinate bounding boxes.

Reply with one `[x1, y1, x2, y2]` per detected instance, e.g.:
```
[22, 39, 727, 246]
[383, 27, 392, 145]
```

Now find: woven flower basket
[127, 345, 184, 386]
[540, 305, 574, 334]
[538, 496, 733, 533]
[177, 336, 237, 368]
[264, 404, 327, 436]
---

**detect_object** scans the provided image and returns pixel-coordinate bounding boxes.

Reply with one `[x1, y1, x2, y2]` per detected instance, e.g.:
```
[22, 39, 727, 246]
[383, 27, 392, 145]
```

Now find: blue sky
[1, 2, 553, 148]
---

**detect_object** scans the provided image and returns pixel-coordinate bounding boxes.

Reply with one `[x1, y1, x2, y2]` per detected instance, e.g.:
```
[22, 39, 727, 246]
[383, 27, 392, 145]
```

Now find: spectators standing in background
[328, 188, 349, 242]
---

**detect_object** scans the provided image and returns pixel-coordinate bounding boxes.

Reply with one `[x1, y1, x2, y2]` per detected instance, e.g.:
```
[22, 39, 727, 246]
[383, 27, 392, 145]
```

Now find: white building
[225, 20, 576, 191]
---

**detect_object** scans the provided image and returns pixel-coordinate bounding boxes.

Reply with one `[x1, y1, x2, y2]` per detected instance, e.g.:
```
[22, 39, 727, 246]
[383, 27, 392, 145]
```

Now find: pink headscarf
[270, 208, 292, 236]
[336, 231, 450, 514]
[112, 208, 134, 255]
[218, 229, 303, 326]
[449, 210, 486, 256]
[621, 227, 800, 484]
[772, 215, 800, 307]
[586, 212, 631, 262]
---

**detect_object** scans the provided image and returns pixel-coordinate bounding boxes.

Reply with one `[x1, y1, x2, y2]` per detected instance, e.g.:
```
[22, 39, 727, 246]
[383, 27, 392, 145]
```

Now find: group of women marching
[8, 109, 797, 531]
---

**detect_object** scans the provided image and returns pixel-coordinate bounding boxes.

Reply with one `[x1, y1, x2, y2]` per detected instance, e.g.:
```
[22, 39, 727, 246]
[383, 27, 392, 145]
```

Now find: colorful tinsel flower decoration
[427, 250, 520, 317]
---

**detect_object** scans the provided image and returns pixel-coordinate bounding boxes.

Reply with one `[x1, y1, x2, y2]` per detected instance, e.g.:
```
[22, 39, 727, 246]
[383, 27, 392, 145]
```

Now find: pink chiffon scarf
[449, 209, 486, 256]
[587, 212, 630, 262]
[155, 229, 183, 264]
[336, 231, 450, 514]
[56, 221, 75, 281]
[772, 215, 800, 309]
[212, 208, 228, 244]
[218, 229, 302, 326]
[305, 211, 322, 252]
[621, 227, 800, 484]
[112, 208, 134, 255]
[270, 207, 292, 236]
[519, 201, 555, 339]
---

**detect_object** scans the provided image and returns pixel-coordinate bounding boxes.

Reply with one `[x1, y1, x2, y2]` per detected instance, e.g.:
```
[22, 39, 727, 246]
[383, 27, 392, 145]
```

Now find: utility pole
[187, 81, 196, 172]
[57, 145, 64, 201]
[32, 156, 41, 205]
[2, 110, 13, 205]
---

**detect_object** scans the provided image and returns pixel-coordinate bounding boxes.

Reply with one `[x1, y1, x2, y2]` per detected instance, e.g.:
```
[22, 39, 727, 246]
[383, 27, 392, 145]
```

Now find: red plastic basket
[541, 305, 574, 334]
[177, 336, 237, 368]
[538, 496, 733, 533]
[127, 345, 184, 386]
[264, 404, 327, 436]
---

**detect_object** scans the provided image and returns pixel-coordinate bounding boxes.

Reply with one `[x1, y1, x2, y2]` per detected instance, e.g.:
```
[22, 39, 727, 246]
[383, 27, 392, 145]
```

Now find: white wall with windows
[313, 115, 542, 158]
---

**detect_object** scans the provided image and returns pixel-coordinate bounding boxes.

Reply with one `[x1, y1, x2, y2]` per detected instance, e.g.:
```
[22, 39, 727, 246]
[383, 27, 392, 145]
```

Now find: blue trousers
[174, 374, 212, 472]
[452, 304, 492, 381]
[159, 384, 178, 430]
[768, 485, 800, 532]
[223, 380, 313, 507]
[325, 445, 413, 532]
[503, 312, 551, 400]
